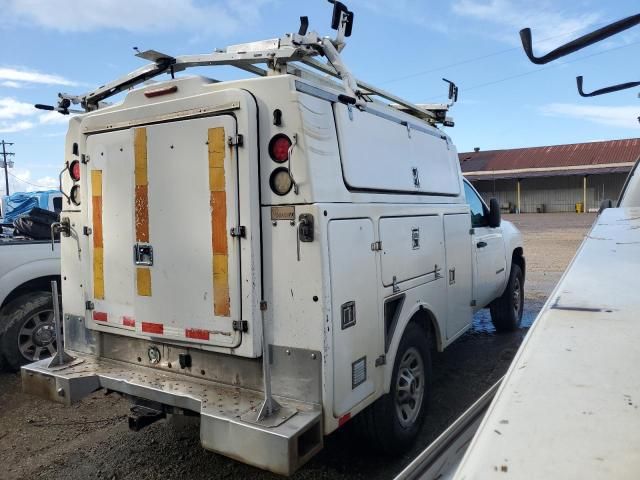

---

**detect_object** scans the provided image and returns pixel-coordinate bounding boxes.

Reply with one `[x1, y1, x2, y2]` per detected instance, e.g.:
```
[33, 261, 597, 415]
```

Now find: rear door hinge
[85, 301, 95, 311]
[375, 355, 386, 367]
[228, 134, 244, 147]
[230, 226, 246, 238]
[232, 320, 248, 332]
[371, 241, 382, 251]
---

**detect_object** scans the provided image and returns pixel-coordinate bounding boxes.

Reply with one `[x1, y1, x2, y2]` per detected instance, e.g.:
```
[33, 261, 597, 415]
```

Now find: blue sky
[0, 0, 638, 194]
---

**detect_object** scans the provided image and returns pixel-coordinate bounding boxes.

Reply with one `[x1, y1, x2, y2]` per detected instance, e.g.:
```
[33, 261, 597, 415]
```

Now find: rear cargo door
[86, 115, 242, 348]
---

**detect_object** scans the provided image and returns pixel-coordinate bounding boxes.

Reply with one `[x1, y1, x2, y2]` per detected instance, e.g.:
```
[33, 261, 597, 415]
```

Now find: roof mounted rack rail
[34, 1, 454, 126]
[520, 13, 640, 98]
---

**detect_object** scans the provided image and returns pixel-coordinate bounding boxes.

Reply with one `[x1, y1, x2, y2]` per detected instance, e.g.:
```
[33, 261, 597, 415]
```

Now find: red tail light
[268, 134, 291, 163]
[69, 160, 80, 181]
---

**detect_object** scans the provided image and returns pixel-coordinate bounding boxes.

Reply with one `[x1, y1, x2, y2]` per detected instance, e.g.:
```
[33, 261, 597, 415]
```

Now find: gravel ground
[0, 213, 596, 480]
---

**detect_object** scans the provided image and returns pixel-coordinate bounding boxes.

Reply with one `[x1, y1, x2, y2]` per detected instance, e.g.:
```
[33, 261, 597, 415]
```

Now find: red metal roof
[459, 138, 640, 174]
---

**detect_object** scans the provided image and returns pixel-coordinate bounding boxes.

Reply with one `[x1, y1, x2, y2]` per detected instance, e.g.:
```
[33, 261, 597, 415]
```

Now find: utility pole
[1, 140, 15, 197]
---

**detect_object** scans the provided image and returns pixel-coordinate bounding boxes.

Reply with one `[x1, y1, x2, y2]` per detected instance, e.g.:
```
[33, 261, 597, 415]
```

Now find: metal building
[460, 138, 640, 213]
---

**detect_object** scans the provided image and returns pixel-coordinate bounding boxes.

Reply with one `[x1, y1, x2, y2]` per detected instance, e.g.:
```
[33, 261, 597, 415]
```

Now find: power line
[423, 38, 640, 102]
[7, 170, 55, 190]
[379, 17, 626, 86]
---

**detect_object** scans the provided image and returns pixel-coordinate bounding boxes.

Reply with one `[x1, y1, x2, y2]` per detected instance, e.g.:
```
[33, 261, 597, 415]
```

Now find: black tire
[0, 291, 59, 371]
[356, 322, 432, 454]
[490, 264, 524, 332]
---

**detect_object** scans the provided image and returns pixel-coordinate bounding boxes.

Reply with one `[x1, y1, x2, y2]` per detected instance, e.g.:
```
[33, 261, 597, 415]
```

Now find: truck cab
[22, 4, 524, 475]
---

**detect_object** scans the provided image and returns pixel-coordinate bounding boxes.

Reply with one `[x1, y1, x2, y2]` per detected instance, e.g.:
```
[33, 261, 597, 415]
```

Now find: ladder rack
[38, 2, 455, 126]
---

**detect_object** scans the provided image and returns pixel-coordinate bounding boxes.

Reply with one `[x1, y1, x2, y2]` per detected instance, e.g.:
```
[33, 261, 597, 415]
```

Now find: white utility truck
[22, 3, 524, 474]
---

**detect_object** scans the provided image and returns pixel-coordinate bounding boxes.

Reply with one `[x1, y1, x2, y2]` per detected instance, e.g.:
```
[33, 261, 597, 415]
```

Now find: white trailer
[22, 3, 524, 474]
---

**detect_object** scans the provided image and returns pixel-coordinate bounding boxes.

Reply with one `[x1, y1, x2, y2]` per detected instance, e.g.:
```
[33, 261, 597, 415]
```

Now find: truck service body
[22, 5, 524, 474]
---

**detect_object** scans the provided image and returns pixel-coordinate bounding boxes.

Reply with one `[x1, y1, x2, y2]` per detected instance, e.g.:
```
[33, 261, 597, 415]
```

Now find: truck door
[464, 181, 507, 308]
[86, 115, 243, 349]
[329, 219, 382, 417]
[443, 214, 473, 339]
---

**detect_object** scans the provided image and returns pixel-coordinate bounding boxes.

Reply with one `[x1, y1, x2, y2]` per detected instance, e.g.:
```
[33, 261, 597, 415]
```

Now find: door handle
[476, 241, 488, 248]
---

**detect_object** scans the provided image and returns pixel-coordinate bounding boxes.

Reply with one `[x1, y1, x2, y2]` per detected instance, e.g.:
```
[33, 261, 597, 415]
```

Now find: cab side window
[464, 182, 487, 227]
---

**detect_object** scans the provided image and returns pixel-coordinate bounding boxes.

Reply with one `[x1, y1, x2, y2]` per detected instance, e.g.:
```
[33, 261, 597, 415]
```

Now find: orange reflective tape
[134, 128, 149, 243]
[136, 267, 152, 296]
[213, 253, 230, 316]
[135, 185, 149, 242]
[208, 127, 229, 317]
[134, 128, 152, 297]
[91, 170, 104, 300]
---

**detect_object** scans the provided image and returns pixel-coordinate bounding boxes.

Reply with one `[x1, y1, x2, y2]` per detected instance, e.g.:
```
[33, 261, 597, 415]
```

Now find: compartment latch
[134, 243, 154, 266]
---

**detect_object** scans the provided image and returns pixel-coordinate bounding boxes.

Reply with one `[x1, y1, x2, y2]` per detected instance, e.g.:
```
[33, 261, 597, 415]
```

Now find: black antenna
[520, 13, 640, 65]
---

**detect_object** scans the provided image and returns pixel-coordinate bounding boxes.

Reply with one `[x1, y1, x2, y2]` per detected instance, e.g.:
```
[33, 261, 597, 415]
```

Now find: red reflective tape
[93, 311, 107, 322]
[338, 413, 351, 427]
[122, 316, 135, 327]
[185, 328, 210, 340]
[141, 322, 163, 334]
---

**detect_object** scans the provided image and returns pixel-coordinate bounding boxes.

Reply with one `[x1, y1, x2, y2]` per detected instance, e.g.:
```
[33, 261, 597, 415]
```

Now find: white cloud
[3, 0, 275, 35]
[0, 98, 35, 119]
[39, 111, 71, 126]
[452, 0, 601, 47]
[540, 103, 640, 129]
[0, 67, 78, 87]
[1, 80, 23, 88]
[3, 169, 58, 195]
[0, 120, 34, 133]
[352, 0, 449, 32]
[0, 97, 71, 133]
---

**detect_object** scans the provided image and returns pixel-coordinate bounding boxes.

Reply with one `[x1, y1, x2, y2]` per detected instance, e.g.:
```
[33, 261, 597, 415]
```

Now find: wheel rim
[394, 347, 425, 428]
[17, 309, 57, 362]
[513, 277, 522, 317]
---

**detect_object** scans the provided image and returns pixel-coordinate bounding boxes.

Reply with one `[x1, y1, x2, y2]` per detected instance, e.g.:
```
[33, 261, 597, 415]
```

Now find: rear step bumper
[21, 354, 322, 475]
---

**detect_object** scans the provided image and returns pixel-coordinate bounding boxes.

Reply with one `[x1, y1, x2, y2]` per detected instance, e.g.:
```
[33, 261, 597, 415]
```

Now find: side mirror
[488, 198, 501, 228]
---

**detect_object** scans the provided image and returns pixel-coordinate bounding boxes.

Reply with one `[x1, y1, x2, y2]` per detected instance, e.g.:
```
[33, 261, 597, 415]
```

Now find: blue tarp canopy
[1, 190, 61, 223]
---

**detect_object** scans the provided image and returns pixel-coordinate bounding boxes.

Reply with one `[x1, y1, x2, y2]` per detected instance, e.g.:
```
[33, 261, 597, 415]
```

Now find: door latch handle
[476, 241, 488, 248]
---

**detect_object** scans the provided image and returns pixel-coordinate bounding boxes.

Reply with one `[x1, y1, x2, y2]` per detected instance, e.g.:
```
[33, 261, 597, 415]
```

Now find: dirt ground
[0, 213, 596, 480]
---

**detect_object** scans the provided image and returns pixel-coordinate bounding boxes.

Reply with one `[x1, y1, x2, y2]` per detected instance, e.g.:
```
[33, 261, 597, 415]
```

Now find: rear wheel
[490, 264, 524, 332]
[356, 322, 431, 454]
[0, 292, 59, 371]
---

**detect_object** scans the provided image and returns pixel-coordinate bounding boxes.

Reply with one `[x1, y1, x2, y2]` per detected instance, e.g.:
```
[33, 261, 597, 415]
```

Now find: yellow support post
[583, 175, 587, 214]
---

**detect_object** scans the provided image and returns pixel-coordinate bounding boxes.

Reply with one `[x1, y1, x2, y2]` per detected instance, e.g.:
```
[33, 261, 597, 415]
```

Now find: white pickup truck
[21, 3, 524, 475]
[0, 236, 61, 370]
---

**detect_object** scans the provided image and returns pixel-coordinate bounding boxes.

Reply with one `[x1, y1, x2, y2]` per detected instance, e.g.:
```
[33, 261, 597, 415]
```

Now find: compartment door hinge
[227, 134, 244, 147]
[232, 320, 249, 332]
[230, 226, 246, 238]
[371, 241, 382, 251]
